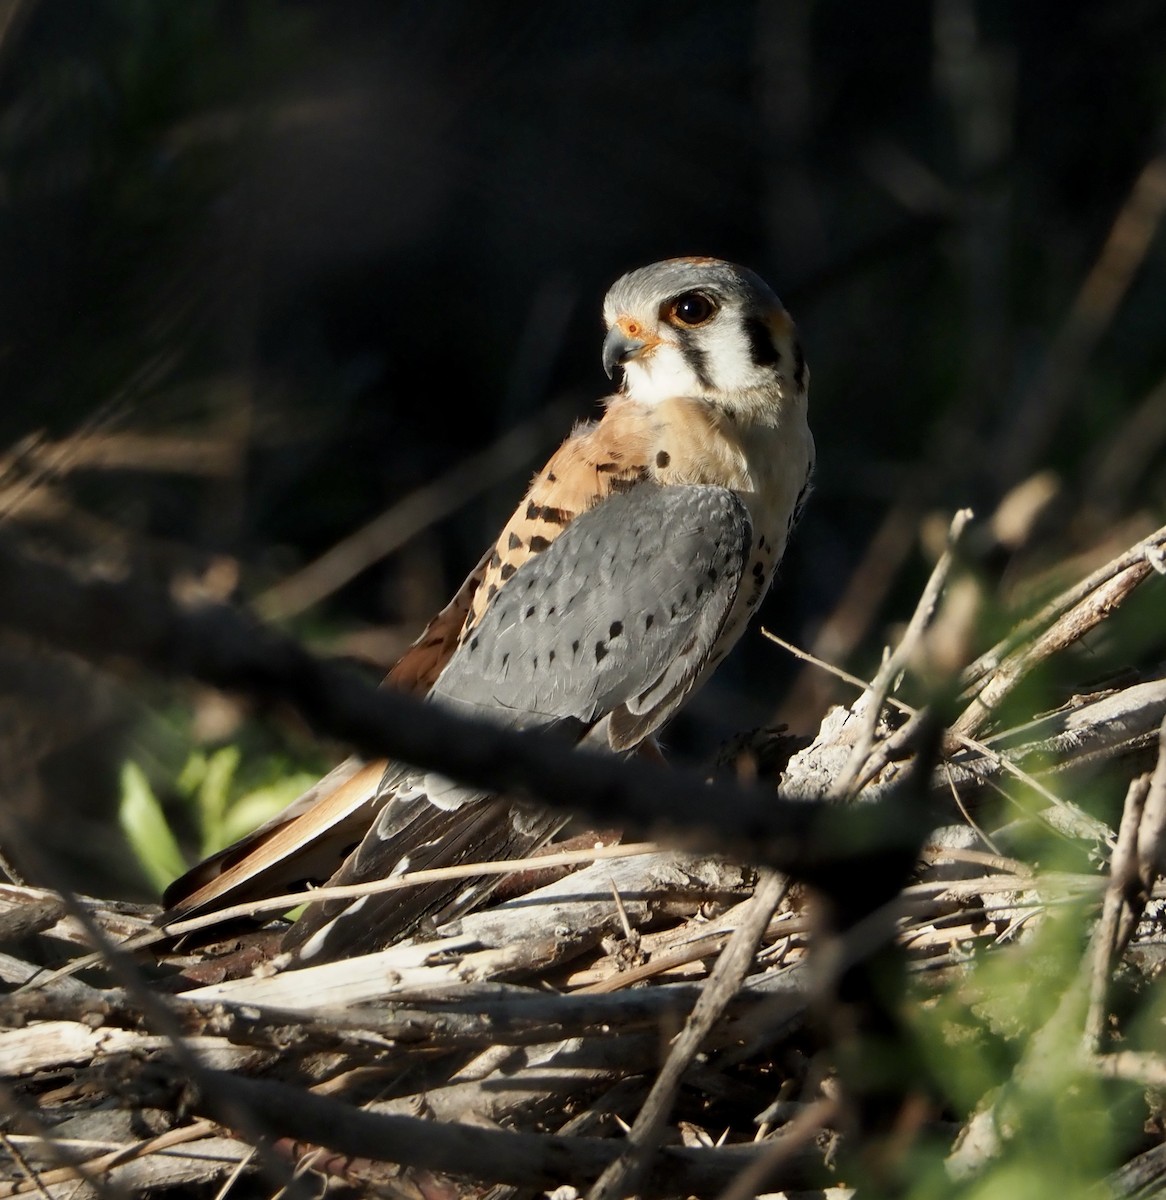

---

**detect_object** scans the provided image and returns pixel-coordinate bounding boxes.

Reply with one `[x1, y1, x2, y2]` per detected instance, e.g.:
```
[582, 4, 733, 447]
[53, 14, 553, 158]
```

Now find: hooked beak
[602, 322, 649, 379]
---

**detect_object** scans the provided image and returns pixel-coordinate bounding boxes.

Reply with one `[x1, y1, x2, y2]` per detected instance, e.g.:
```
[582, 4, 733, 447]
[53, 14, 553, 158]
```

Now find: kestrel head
[601, 257, 807, 416]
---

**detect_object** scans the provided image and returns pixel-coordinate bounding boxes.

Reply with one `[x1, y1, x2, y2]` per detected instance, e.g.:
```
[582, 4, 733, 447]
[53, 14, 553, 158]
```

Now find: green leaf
[218, 773, 317, 847]
[197, 745, 241, 856]
[118, 761, 187, 895]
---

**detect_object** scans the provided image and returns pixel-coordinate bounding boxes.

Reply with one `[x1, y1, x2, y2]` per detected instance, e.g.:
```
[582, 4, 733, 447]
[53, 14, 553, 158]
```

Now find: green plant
[118, 746, 318, 895]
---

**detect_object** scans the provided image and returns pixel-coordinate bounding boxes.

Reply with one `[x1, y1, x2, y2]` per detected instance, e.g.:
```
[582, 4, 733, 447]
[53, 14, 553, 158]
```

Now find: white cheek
[701, 323, 761, 392]
[623, 345, 702, 403]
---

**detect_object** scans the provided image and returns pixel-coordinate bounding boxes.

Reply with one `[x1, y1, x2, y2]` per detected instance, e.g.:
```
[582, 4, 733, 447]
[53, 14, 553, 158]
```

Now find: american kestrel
[162, 257, 814, 962]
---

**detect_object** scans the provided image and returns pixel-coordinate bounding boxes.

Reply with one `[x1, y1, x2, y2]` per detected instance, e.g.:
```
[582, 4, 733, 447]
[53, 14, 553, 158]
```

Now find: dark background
[2, 0, 1165, 894]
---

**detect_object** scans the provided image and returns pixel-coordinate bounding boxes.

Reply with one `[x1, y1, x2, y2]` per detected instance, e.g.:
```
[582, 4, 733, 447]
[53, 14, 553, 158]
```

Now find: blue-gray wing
[429, 482, 752, 747]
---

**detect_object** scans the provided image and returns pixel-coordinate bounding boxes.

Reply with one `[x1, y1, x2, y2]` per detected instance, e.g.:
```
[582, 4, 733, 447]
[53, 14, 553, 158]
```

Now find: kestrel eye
[668, 291, 717, 328]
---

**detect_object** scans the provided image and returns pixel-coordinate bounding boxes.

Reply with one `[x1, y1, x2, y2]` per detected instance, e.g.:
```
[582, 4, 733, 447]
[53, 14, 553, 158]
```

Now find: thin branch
[959, 521, 1166, 693]
[953, 544, 1165, 740]
[1083, 774, 1148, 1053]
[835, 508, 972, 794]
[996, 153, 1166, 487]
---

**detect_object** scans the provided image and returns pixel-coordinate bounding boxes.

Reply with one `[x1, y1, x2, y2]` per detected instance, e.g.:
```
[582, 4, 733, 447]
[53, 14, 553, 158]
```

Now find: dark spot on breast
[753, 561, 766, 580]
[547, 605, 556, 615]
[595, 641, 608, 663]
[609, 620, 623, 638]
[501, 652, 510, 668]
[525, 605, 536, 619]
[547, 471, 557, 482]
[656, 449, 671, 469]
[695, 584, 703, 599]
[645, 613, 655, 630]
[500, 562, 517, 581]
[508, 532, 522, 551]
[608, 476, 642, 494]
[529, 535, 551, 553]
[531, 654, 538, 669]
[527, 502, 571, 525]
[469, 636, 480, 652]
[707, 567, 718, 583]
[758, 533, 767, 550]
[549, 649, 556, 663]
[572, 639, 580, 655]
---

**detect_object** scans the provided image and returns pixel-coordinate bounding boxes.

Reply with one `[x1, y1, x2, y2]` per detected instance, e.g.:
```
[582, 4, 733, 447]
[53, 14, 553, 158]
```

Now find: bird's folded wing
[283, 484, 752, 960]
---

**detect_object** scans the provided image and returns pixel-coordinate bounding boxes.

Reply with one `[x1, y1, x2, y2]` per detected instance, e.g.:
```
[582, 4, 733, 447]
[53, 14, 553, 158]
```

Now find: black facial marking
[744, 316, 781, 368]
[678, 337, 714, 389]
[793, 337, 807, 390]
